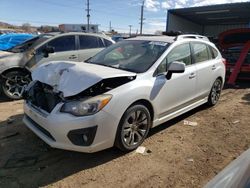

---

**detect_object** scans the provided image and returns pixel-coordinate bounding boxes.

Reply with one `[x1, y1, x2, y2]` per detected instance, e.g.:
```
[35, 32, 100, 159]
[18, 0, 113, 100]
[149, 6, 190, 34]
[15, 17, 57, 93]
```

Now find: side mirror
[166, 61, 185, 80]
[42, 46, 55, 58]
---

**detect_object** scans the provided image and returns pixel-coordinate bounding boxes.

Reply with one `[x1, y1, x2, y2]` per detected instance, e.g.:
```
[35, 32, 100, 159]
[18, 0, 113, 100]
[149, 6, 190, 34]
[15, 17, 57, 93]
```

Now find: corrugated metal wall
[203, 24, 248, 37]
[167, 13, 248, 37]
[167, 13, 202, 34]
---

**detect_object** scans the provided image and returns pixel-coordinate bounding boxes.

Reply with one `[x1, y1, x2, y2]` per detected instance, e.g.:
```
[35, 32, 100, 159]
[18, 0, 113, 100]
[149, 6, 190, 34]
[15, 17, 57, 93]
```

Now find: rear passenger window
[48, 36, 75, 52]
[207, 45, 213, 60]
[209, 46, 218, 58]
[79, 35, 104, 49]
[192, 43, 209, 63]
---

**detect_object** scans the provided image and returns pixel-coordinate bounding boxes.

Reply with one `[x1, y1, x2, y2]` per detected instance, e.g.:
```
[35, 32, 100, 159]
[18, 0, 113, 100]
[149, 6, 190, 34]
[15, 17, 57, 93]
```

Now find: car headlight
[61, 94, 112, 116]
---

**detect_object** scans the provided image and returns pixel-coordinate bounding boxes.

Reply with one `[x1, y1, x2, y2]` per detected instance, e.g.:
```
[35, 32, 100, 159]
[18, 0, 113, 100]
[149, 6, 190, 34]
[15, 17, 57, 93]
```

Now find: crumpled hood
[32, 61, 136, 97]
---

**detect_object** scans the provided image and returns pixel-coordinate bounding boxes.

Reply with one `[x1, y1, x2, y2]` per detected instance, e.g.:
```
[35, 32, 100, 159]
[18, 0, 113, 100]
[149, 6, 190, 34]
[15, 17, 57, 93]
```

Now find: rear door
[36, 35, 78, 67]
[191, 42, 216, 98]
[77, 35, 106, 62]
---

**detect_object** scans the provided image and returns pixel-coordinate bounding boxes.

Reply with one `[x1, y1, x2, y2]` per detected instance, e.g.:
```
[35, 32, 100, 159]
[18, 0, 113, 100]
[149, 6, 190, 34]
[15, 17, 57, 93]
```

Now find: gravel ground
[0, 86, 250, 188]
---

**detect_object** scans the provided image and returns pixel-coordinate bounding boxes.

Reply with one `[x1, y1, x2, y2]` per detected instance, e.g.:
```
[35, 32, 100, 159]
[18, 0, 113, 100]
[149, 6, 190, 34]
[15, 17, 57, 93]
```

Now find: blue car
[0, 33, 35, 50]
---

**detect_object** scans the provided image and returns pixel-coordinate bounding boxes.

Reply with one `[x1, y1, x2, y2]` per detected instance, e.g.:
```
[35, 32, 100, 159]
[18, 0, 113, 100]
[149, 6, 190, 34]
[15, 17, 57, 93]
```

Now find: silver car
[23, 35, 226, 153]
[0, 32, 114, 99]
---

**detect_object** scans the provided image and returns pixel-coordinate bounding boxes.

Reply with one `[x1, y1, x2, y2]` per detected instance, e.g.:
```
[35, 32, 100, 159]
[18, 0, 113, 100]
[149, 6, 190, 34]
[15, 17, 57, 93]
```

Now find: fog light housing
[67, 126, 97, 146]
[83, 134, 88, 142]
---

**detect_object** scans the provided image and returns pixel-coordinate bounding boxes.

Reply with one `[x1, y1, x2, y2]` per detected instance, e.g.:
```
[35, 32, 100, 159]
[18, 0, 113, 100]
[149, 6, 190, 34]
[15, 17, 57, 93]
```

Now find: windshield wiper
[96, 63, 117, 69]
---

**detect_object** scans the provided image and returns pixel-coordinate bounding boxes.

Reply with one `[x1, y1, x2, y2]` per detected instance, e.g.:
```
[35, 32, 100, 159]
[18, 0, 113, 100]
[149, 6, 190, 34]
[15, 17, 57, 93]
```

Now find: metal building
[166, 2, 250, 37]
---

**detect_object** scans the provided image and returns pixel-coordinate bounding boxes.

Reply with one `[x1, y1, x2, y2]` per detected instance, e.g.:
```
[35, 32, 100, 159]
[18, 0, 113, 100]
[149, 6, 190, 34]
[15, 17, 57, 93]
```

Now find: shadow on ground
[0, 81, 249, 187]
[0, 102, 210, 187]
[0, 94, 13, 103]
[242, 93, 250, 105]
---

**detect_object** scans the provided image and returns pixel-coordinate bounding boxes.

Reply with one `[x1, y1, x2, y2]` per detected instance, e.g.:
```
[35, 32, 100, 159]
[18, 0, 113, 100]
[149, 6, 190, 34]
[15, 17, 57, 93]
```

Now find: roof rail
[175, 34, 209, 41]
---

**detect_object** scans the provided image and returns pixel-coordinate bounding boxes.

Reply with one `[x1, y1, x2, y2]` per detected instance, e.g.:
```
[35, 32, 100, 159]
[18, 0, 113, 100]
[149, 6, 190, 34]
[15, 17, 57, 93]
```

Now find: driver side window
[156, 43, 191, 75]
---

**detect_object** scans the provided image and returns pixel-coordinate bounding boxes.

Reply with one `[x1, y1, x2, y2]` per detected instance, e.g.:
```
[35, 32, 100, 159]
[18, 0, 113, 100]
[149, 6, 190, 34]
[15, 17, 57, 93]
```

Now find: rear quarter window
[210, 46, 218, 59]
[103, 39, 113, 47]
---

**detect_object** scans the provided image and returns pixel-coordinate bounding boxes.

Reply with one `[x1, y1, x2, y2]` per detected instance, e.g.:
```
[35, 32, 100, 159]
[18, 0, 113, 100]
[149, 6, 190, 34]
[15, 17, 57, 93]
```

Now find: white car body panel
[38, 50, 79, 64]
[205, 148, 250, 188]
[23, 36, 226, 153]
[32, 61, 136, 97]
[78, 48, 105, 62]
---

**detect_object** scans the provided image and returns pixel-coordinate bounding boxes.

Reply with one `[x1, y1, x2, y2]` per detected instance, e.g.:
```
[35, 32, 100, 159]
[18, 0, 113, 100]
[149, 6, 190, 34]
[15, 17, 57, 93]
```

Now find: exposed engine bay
[23, 76, 136, 113]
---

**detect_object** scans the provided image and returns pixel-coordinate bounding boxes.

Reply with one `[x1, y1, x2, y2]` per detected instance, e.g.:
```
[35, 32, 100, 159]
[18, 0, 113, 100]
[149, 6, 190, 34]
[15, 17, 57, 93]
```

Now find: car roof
[47, 32, 112, 41]
[126, 36, 175, 43]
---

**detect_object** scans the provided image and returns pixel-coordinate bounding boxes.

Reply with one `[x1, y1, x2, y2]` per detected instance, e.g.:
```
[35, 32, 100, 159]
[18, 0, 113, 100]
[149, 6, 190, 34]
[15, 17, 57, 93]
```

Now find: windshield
[88, 40, 169, 73]
[7, 34, 53, 53]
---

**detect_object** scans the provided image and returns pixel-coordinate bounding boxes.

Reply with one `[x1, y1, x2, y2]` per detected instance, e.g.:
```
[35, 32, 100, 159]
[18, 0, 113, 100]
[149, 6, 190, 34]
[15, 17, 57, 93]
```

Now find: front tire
[115, 104, 151, 152]
[207, 78, 222, 106]
[1, 71, 31, 100]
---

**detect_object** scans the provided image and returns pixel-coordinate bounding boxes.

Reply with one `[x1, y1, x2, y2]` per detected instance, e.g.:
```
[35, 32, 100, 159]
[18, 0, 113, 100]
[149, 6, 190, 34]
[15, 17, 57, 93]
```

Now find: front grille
[25, 114, 56, 141]
[25, 81, 61, 113]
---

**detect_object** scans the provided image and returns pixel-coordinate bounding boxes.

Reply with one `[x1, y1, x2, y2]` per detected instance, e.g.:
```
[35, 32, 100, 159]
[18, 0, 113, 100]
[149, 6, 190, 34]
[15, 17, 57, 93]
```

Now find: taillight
[222, 58, 227, 66]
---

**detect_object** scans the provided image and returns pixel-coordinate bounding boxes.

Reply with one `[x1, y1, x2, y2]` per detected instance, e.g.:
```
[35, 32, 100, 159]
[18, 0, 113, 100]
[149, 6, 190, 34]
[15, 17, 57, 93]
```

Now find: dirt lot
[0, 86, 250, 188]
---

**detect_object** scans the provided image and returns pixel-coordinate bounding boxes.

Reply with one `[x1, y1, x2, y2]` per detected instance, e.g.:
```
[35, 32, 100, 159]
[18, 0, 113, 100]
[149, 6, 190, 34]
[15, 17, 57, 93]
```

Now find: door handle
[189, 72, 196, 79]
[212, 65, 216, 70]
[69, 55, 77, 59]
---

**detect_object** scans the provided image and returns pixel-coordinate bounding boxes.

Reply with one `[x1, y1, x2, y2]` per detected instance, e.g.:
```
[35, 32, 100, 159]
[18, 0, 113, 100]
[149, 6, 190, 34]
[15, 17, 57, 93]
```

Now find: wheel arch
[1, 67, 31, 77]
[128, 99, 155, 121]
[217, 76, 223, 82]
[216, 76, 224, 87]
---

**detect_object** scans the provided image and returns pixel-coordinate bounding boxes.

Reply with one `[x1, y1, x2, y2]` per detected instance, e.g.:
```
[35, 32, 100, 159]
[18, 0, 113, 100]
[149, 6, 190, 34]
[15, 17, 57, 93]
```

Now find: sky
[0, 0, 249, 34]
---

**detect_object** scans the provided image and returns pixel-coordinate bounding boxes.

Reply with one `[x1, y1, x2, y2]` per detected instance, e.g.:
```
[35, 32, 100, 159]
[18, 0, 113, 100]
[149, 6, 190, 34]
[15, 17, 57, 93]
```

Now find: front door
[152, 43, 197, 119]
[33, 35, 78, 70]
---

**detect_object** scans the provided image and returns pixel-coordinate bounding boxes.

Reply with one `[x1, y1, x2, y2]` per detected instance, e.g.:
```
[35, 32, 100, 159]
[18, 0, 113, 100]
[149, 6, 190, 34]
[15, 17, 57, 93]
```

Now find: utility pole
[129, 25, 132, 36]
[109, 21, 112, 32]
[139, 0, 145, 35]
[86, 0, 90, 32]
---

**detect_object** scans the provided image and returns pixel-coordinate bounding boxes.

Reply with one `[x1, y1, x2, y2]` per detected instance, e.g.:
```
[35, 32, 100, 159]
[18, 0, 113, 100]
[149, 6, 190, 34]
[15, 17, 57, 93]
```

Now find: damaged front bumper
[23, 101, 119, 153]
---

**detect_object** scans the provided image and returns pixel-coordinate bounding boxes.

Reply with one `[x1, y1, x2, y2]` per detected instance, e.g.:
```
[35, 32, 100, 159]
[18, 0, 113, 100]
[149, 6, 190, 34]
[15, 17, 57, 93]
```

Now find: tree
[155, 30, 163, 35]
[22, 23, 31, 32]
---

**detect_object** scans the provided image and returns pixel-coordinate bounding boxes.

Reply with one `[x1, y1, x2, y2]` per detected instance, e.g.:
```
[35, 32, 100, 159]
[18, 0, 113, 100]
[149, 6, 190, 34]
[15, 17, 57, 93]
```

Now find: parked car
[0, 32, 114, 99]
[23, 34, 225, 153]
[0, 33, 35, 51]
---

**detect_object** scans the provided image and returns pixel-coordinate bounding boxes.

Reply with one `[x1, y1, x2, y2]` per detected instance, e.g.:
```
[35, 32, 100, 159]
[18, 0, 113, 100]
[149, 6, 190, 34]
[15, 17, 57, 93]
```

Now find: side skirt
[152, 97, 208, 128]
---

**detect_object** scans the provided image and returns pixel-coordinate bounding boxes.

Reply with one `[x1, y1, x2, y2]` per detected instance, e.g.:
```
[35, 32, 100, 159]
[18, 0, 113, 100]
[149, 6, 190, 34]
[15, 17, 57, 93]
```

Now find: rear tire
[207, 78, 222, 106]
[1, 70, 31, 100]
[115, 104, 151, 152]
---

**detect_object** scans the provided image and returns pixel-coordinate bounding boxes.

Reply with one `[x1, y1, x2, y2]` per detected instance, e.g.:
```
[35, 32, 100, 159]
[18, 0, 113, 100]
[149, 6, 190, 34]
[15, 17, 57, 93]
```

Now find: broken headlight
[60, 94, 112, 116]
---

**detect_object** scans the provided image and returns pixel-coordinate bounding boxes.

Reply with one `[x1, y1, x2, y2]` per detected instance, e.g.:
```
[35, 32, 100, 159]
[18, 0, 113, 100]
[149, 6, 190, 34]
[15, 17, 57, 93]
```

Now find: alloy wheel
[122, 110, 149, 147]
[210, 79, 222, 105]
[4, 74, 30, 98]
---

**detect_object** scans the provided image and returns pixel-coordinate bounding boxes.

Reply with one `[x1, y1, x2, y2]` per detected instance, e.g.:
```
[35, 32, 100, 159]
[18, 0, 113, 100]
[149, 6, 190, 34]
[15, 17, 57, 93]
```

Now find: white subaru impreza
[23, 35, 225, 153]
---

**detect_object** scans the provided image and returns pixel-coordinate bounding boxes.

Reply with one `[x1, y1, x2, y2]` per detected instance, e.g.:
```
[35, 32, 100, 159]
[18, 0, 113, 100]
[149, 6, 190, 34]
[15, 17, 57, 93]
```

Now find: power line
[1, 18, 60, 25]
[39, 0, 82, 9]
[39, 0, 136, 19]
